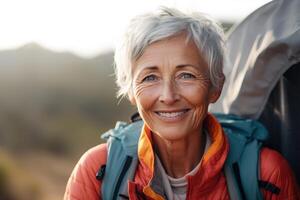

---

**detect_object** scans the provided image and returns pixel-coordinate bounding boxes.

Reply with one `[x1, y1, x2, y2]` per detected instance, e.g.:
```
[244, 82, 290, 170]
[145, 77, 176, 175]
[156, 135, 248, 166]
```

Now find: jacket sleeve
[260, 148, 300, 200]
[64, 143, 107, 200]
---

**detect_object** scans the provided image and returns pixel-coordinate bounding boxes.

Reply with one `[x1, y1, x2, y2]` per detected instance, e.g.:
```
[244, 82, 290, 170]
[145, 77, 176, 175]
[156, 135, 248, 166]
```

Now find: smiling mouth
[155, 109, 190, 119]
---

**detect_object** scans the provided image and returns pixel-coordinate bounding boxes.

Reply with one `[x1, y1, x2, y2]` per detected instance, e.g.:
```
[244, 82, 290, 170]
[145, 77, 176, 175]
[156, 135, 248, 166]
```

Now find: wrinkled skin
[131, 34, 220, 141]
[130, 34, 221, 177]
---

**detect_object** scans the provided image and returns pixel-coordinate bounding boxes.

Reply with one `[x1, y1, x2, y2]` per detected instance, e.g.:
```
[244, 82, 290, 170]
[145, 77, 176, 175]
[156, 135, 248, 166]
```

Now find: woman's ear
[209, 77, 224, 103]
[209, 88, 222, 103]
[128, 90, 136, 105]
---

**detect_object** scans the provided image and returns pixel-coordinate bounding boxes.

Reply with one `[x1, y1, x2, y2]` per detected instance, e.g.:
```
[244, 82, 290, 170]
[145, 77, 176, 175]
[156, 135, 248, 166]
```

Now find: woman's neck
[152, 128, 206, 178]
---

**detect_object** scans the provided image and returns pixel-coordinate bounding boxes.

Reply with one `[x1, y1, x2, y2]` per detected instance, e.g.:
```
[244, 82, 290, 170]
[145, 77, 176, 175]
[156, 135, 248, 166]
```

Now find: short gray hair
[114, 7, 225, 99]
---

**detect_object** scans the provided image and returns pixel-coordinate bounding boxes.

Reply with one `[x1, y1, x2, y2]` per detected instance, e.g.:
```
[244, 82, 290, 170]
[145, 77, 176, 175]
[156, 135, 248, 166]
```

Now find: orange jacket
[64, 114, 300, 200]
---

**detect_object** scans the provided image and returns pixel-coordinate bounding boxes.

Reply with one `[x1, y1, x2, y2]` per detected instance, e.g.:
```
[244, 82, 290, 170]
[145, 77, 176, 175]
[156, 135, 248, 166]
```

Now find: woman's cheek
[134, 84, 160, 110]
[179, 83, 210, 129]
[179, 83, 208, 103]
[192, 107, 207, 129]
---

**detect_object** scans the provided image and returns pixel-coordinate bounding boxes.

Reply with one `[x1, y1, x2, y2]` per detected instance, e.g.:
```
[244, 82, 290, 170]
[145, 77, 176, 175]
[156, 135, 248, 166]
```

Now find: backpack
[96, 113, 278, 200]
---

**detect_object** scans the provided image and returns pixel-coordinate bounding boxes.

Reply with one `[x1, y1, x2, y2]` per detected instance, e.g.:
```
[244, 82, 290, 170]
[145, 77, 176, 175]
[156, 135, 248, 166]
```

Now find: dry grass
[0, 149, 76, 200]
[0, 149, 41, 200]
[18, 151, 76, 200]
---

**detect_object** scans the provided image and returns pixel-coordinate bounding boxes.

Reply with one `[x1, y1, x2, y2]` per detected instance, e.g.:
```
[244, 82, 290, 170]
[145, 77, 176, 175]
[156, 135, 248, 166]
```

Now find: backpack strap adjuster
[96, 165, 106, 180]
[259, 180, 281, 195]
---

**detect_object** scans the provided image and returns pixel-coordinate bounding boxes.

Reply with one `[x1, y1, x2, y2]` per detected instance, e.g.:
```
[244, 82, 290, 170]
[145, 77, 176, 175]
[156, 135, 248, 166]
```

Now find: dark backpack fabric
[259, 63, 300, 182]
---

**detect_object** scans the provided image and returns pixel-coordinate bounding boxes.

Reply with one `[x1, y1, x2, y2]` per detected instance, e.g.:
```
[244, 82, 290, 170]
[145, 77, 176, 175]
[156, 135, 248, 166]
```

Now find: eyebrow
[141, 64, 199, 70]
[176, 64, 199, 69]
[141, 66, 158, 70]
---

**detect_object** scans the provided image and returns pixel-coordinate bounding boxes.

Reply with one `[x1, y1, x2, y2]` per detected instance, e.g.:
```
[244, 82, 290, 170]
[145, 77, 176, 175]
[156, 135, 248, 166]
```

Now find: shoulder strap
[99, 120, 143, 200]
[98, 114, 269, 200]
[215, 113, 268, 200]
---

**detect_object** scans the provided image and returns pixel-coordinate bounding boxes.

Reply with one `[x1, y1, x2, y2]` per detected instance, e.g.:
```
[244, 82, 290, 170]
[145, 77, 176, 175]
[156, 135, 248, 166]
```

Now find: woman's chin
[153, 128, 189, 142]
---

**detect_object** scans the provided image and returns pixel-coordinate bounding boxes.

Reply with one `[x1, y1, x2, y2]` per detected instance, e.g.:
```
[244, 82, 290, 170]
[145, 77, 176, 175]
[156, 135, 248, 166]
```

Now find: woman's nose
[158, 80, 179, 105]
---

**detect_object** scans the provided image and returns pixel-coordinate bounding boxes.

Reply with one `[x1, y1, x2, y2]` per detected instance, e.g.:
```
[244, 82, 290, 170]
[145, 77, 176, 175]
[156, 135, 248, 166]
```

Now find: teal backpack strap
[97, 113, 269, 200]
[98, 120, 143, 200]
[215, 113, 268, 200]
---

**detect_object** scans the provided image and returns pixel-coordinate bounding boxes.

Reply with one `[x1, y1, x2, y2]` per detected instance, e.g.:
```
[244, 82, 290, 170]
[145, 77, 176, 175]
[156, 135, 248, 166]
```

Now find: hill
[0, 43, 135, 157]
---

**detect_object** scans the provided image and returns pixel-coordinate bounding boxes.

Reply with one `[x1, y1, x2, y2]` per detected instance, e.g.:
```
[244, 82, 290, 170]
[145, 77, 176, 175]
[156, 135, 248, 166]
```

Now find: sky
[0, 0, 272, 58]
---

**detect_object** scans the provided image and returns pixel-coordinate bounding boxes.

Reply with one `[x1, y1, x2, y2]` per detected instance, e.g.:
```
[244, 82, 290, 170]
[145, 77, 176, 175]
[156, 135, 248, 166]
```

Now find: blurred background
[0, 0, 271, 199]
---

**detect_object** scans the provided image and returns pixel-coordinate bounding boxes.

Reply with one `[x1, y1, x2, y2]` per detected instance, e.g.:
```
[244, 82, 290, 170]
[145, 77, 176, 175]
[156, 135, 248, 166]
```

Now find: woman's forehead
[133, 35, 208, 71]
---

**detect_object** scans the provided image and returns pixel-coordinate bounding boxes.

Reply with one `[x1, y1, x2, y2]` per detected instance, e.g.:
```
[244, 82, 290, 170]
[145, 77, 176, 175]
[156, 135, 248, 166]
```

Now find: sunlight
[0, 0, 272, 57]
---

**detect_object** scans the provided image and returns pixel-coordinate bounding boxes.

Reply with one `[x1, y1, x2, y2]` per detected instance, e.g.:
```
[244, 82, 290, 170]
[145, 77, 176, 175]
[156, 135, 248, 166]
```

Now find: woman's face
[131, 34, 220, 141]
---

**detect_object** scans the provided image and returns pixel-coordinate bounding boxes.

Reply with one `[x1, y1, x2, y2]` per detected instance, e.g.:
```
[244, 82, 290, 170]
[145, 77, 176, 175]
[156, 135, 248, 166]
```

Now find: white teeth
[157, 111, 186, 118]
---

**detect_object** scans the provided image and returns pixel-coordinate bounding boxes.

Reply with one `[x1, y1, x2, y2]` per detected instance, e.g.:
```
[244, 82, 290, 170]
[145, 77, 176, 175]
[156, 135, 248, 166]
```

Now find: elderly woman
[64, 7, 299, 200]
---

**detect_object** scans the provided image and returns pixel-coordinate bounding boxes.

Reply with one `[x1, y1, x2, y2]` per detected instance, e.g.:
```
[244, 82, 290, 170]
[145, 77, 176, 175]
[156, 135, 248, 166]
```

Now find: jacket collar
[136, 113, 229, 199]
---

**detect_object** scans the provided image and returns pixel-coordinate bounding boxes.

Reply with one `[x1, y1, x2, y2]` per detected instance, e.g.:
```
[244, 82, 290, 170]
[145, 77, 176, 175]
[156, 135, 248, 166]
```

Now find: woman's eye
[180, 73, 195, 79]
[142, 74, 157, 82]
